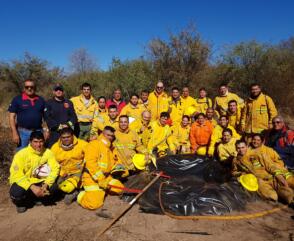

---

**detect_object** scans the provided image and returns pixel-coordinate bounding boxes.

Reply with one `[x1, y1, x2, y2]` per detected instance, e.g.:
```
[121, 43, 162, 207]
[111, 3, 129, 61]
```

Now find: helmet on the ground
[239, 174, 258, 192]
[132, 153, 146, 170]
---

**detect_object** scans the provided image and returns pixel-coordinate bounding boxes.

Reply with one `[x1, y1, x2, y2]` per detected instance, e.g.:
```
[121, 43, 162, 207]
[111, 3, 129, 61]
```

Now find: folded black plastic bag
[122, 154, 258, 216]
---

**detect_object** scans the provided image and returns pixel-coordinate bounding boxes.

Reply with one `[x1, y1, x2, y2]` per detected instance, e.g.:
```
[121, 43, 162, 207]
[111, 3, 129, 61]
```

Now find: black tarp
[123, 154, 258, 216]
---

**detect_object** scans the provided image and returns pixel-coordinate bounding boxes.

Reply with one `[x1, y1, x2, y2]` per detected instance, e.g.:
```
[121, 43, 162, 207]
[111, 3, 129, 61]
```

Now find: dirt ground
[0, 184, 294, 241]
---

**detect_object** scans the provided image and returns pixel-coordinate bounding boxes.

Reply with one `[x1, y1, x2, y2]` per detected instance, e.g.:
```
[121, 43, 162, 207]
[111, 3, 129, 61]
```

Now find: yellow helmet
[196, 146, 207, 156]
[239, 174, 258, 192]
[132, 153, 146, 170]
[186, 106, 197, 116]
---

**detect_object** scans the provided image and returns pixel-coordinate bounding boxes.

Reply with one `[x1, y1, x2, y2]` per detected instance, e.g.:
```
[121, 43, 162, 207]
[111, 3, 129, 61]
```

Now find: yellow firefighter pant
[77, 178, 124, 210]
[58, 176, 79, 194]
[258, 177, 294, 204]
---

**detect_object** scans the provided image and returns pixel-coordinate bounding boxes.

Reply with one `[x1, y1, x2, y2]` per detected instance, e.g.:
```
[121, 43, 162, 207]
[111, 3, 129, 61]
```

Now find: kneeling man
[9, 131, 60, 213]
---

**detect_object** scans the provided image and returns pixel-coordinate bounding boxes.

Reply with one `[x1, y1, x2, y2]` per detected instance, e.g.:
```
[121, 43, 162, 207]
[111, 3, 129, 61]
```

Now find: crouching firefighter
[51, 127, 88, 204]
[77, 126, 127, 210]
[9, 131, 60, 213]
[232, 140, 294, 204]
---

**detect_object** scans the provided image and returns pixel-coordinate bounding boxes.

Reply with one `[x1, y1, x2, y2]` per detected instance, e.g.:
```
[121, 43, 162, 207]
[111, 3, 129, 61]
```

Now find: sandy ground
[0, 184, 294, 241]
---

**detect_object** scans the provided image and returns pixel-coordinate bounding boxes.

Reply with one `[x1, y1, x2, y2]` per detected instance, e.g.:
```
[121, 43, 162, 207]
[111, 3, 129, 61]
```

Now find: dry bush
[0, 127, 14, 183]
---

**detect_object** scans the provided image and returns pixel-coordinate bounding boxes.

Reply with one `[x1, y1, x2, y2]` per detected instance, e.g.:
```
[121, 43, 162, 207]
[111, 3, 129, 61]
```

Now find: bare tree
[69, 48, 98, 74]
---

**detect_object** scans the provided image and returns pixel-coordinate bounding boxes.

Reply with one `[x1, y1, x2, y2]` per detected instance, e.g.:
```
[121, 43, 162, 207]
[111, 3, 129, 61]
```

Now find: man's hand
[12, 131, 20, 145]
[43, 130, 50, 141]
[276, 175, 289, 188]
[30, 184, 46, 197]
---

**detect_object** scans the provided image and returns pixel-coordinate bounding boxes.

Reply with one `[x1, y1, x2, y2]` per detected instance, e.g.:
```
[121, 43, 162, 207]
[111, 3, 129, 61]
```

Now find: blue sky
[0, 0, 293, 71]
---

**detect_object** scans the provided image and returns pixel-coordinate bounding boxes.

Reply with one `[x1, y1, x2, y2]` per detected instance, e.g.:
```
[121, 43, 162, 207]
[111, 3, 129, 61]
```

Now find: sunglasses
[25, 86, 35, 90]
[272, 121, 282, 124]
[156, 86, 164, 89]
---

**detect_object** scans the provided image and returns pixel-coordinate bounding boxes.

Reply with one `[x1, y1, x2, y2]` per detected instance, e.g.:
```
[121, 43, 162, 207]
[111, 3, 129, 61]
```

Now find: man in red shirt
[106, 89, 126, 114]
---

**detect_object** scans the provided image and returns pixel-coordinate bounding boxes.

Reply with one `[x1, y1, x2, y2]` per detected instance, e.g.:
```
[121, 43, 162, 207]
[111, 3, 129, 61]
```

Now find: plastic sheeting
[123, 154, 258, 216]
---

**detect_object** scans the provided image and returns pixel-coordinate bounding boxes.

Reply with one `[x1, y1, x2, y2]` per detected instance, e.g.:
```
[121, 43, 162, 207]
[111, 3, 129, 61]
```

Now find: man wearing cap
[44, 84, 78, 147]
[8, 79, 46, 151]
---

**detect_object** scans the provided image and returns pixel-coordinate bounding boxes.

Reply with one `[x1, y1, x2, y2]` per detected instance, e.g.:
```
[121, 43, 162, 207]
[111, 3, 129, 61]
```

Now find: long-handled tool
[97, 171, 164, 237]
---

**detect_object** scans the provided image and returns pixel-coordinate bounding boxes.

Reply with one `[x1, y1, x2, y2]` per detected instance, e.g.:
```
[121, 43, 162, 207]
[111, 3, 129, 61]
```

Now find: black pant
[10, 182, 61, 207]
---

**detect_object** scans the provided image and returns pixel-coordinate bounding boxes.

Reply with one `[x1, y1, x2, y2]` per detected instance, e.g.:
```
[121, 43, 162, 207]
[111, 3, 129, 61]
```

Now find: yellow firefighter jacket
[181, 96, 197, 115]
[70, 94, 97, 123]
[90, 116, 119, 138]
[9, 145, 60, 190]
[129, 119, 151, 147]
[120, 103, 145, 121]
[232, 152, 288, 180]
[248, 144, 285, 169]
[241, 93, 278, 134]
[170, 123, 191, 153]
[227, 109, 242, 132]
[93, 107, 108, 123]
[82, 135, 118, 186]
[148, 91, 169, 120]
[113, 128, 148, 170]
[217, 138, 237, 162]
[214, 92, 244, 116]
[195, 97, 212, 114]
[146, 120, 175, 153]
[208, 124, 240, 156]
[168, 97, 185, 124]
[51, 137, 88, 177]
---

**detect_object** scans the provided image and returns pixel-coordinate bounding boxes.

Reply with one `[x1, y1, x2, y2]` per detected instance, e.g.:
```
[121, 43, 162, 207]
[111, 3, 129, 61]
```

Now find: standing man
[241, 83, 278, 138]
[44, 84, 78, 147]
[8, 79, 46, 150]
[214, 83, 244, 117]
[120, 93, 145, 121]
[181, 86, 197, 115]
[168, 87, 184, 125]
[139, 90, 149, 109]
[71, 83, 97, 141]
[195, 88, 212, 114]
[106, 88, 126, 114]
[148, 81, 169, 120]
[93, 96, 108, 124]
[227, 100, 242, 133]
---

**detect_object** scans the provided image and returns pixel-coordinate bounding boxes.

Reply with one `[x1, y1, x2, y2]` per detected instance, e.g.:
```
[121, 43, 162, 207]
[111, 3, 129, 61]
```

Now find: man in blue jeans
[8, 79, 47, 151]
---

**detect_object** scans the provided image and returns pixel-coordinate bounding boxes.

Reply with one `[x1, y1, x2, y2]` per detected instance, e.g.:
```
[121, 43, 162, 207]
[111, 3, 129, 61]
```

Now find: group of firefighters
[7, 79, 294, 213]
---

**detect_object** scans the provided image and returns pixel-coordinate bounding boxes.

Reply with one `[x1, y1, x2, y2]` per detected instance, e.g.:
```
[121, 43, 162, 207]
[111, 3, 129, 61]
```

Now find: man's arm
[9, 112, 19, 145]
